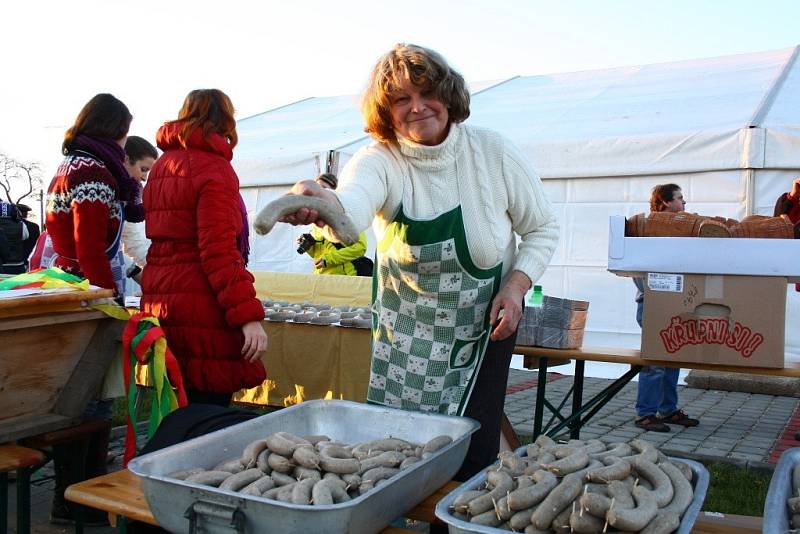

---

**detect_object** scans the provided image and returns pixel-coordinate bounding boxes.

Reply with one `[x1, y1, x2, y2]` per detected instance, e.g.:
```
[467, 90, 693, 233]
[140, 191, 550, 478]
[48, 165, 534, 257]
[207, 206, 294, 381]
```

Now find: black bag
[351, 256, 374, 277]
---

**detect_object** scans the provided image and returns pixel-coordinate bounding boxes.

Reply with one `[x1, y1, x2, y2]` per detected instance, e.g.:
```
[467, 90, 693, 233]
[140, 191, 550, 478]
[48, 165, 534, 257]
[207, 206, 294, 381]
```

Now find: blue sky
[1, 0, 798, 190]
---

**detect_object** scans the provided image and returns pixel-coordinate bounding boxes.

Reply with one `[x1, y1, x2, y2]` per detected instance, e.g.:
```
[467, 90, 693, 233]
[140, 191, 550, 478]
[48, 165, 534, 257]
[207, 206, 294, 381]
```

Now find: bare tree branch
[0, 151, 43, 206]
[0, 154, 14, 204]
[12, 161, 42, 205]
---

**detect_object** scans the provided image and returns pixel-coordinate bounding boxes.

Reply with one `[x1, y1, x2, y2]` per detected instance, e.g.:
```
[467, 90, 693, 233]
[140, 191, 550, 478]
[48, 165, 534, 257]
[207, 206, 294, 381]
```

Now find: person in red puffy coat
[141, 89, 268, 406]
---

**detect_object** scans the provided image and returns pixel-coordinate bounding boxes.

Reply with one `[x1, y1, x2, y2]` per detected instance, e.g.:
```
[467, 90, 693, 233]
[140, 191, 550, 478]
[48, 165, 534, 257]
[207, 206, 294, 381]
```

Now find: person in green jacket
[296, 173, 368, 276]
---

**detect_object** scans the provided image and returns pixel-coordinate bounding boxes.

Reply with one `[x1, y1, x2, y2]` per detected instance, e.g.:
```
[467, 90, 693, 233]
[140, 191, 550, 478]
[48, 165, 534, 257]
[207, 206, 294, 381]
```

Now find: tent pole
[744, 168, 755, 217]
[326, 150, 340, 176]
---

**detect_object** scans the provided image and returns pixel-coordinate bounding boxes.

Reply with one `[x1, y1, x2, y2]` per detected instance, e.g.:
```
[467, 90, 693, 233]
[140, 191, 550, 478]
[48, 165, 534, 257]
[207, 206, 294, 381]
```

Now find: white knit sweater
[335, 123, 559, 284]
[121, 221, 150, 267]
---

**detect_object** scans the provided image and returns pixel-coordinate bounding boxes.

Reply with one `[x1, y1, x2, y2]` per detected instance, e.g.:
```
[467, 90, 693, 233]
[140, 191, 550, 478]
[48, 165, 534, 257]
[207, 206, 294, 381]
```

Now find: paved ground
[9, 366, 800, 533]
[504, 369, 800, 468]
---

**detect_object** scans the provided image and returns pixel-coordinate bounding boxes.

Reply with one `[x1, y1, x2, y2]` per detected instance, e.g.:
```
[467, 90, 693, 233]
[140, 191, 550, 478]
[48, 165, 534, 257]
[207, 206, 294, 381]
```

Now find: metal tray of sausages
[128, 399, 479, 533]
[434, 446, 708, 534]
[762, 446, 800, 534]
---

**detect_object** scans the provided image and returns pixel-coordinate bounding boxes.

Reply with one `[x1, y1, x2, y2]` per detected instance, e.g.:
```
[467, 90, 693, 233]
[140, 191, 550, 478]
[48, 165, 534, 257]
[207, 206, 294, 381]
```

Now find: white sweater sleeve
[121, 222, 151, 266]
[502, 139, 559, 284]
[334, 145, 394, 233]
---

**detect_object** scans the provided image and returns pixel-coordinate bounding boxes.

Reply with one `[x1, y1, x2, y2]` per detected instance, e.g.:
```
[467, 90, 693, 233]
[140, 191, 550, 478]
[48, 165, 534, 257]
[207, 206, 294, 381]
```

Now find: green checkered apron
[367, 204, 502, 416]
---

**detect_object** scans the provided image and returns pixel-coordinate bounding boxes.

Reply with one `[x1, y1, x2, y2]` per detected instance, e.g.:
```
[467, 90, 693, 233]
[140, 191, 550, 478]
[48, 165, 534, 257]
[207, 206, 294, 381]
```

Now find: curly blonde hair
[362, 43, 470, 144]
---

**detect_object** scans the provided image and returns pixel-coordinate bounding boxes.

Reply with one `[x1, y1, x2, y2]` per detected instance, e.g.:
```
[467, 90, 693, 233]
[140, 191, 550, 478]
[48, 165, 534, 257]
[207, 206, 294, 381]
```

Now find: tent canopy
[236, 46, 800, 187]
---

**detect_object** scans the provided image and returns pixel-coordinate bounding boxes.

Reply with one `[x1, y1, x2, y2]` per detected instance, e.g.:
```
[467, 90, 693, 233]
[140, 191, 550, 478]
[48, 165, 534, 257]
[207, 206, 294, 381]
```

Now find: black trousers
[186, 389, 233, 407]
[454, 329, 517, 481]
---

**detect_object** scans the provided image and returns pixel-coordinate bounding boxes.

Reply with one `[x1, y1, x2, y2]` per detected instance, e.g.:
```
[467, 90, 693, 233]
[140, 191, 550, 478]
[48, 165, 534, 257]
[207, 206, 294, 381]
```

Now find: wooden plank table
[0, 289, 123, 443]
[515, 345, 800, 439]
[65, 469, 761, 533]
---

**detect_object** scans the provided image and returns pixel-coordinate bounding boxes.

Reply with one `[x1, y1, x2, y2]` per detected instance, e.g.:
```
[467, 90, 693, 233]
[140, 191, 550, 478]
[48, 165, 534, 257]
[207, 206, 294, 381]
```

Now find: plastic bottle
[528, 284, 543, 307]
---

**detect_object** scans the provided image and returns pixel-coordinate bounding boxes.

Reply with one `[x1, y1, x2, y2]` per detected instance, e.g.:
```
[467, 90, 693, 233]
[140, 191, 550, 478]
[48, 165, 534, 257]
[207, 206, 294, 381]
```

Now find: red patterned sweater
[45, 155, 121, 291]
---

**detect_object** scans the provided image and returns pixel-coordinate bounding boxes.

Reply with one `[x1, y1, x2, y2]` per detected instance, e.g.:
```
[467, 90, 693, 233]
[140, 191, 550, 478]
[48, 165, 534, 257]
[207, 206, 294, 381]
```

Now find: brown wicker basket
[729, 214, 796, 239]
[624, 212, 796, 239]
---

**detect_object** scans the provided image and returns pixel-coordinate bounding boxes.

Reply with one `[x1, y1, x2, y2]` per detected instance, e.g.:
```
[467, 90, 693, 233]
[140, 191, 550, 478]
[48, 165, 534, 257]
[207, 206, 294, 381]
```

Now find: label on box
[647, 273, 683, 292]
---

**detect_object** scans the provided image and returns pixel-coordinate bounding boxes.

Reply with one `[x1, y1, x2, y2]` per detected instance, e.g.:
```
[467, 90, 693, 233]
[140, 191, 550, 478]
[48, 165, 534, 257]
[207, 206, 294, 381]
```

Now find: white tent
[235, 46, 800, 359]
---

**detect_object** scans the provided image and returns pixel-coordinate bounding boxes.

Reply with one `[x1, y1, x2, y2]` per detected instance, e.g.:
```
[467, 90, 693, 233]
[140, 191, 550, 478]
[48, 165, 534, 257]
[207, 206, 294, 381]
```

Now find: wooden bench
[65, 469, 455, 533]
[0, 444, 46, 534]
[515, 344, 800, 439]
[21, 418, 112, 450]
[65, 469, 762, 533]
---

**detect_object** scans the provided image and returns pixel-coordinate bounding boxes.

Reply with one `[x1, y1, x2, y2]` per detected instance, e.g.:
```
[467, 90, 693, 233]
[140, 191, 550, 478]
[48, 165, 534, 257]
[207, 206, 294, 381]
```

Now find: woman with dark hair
[633, 183, 698, 432]
[44, 93, 137, 526]
[279, 44, 559, 480]
[46, 93, 138, 297]
[121, 135, 158, 279]
[141, 89, 267, 406]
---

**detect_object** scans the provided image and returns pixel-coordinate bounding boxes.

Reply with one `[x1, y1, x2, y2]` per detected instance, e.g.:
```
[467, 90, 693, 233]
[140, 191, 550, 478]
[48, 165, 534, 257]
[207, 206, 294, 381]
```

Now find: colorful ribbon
[122, 313, 187, 467]
[0, 267, 88, 290]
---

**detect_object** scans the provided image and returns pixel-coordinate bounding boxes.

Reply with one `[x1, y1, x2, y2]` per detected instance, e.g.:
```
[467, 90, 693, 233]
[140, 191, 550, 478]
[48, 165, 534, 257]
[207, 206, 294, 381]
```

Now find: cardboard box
[641, 274, 786, 368]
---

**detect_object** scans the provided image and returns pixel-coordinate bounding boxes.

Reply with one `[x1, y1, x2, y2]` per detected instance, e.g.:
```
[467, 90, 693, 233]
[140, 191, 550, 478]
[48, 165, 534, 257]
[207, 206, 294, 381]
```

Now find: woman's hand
[279, 180, 342, 226]
[489, 270, 532, 341]
[241, 321, 268, 362]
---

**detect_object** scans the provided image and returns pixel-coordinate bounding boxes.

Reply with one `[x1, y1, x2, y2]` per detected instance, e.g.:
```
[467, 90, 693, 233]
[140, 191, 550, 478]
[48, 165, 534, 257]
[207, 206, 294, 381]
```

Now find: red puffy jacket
[141, 122, 265, 394]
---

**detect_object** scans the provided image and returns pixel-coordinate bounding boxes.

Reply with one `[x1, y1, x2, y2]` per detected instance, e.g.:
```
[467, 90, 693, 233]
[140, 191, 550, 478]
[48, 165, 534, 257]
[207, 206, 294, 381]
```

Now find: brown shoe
[658, 409, 699, 427]
[635, 415, 670, 432]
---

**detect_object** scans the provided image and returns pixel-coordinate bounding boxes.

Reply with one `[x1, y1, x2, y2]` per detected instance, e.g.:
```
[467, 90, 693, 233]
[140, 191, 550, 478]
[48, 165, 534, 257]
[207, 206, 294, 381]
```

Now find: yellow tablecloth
[253, 271, 371, 307]
[241, 271, 373, 406]
[233, 321, 371, 406]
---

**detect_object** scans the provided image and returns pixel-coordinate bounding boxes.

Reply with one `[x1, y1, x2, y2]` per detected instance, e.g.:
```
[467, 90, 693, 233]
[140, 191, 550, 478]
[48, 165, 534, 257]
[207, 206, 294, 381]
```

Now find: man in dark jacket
[16, 203, 40, 269]
[0, 201, 28, 274]
[0, 230, 9, 273]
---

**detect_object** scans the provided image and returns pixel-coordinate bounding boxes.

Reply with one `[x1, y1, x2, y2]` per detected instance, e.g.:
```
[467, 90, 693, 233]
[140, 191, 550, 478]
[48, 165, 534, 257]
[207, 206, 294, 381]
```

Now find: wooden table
[515, 345, 800, 439]
[0, 289, 122, 443]
[65, 469, 761, 533]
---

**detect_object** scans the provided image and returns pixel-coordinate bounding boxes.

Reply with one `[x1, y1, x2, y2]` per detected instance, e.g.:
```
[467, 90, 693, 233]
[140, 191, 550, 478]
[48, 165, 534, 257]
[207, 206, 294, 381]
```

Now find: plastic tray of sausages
[434, 440, 709, 534]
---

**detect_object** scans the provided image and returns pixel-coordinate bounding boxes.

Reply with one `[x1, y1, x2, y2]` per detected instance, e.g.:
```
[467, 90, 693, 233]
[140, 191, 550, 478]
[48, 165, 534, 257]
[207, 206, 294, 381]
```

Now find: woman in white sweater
[121, 136, 157, 283]
[282, 43, 559, 479]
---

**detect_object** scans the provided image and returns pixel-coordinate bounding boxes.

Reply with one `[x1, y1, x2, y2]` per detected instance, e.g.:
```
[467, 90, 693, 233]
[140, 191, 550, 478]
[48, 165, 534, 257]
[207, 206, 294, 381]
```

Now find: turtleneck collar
[395, 122, 462, 171]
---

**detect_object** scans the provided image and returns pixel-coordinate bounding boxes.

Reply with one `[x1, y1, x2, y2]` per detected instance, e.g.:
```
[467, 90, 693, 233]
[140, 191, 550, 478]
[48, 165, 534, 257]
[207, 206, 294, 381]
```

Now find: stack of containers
[517, 288, 589, 349]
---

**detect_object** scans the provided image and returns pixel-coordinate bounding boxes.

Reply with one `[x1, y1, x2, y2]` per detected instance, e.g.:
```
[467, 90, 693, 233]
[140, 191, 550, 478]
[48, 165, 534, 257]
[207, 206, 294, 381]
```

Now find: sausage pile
[167, 431, 453, 505]
[262, 300, 371, 328]
[447, 436, 694, 533]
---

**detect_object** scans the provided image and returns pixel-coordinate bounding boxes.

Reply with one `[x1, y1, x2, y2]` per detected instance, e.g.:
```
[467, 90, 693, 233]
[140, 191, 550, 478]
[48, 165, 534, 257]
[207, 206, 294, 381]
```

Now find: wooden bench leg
[0, 445, 45, 534]
[1, 471, 7, 534]
[500, 413, 521, 451]
[16, 466, 34, 534]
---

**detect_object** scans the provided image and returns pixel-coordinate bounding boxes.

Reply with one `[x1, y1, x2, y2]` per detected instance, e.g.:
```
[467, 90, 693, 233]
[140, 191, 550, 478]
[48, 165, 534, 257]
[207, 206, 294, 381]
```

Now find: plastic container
[763, 446, 800, 533]
[435, 447, 709, 534]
